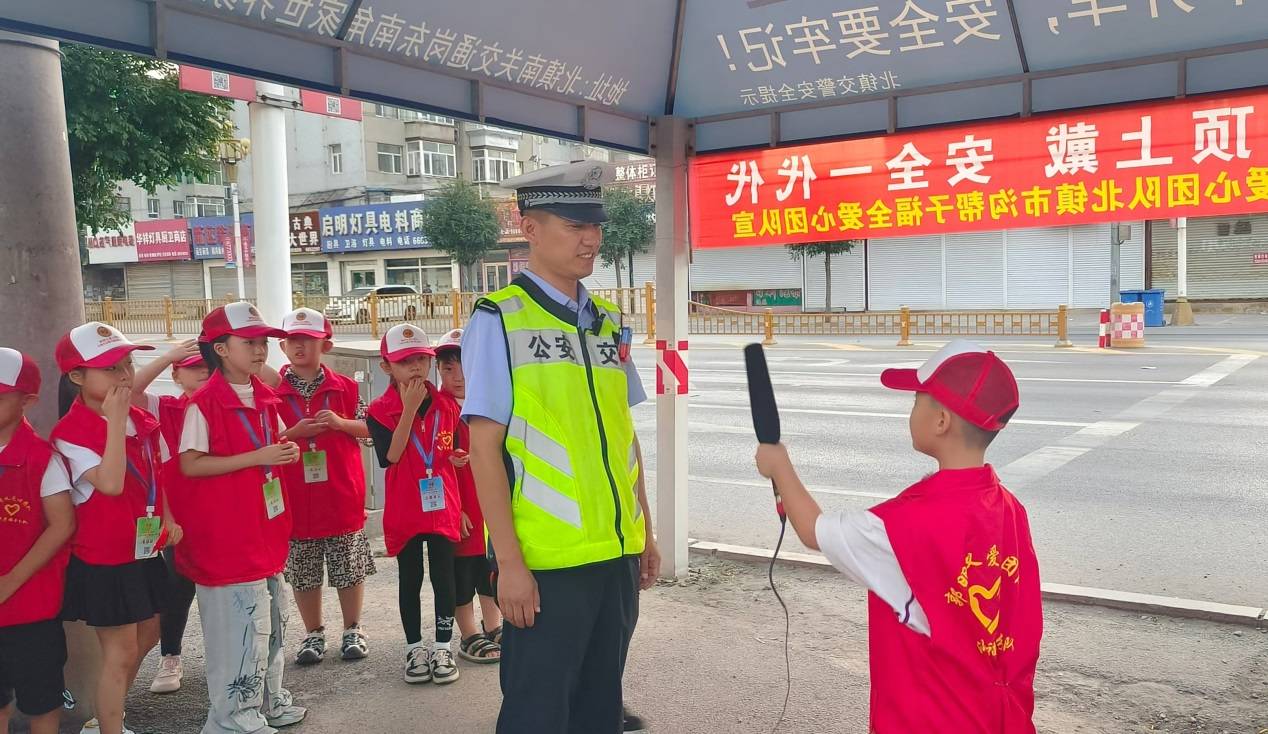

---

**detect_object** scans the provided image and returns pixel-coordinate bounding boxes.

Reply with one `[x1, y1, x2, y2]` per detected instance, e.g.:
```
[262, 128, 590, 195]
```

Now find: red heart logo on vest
[3, 503, 20, 517]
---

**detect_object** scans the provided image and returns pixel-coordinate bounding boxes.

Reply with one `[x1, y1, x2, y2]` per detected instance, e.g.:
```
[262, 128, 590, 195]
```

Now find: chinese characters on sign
[190, 215, 255, 263]
[204, 1, 633, 108]
[494, 200, 524, 243]
[289, 210, 323, 254]
[85, 224, 138, 264]
[1047, 0, 1255, 34]
[689, 90, 1268, 249]
[134, 219, 192, 262]
[319, 202, 430, 253]
[612, 161, 657, 200]
[739, 70, 901, 107]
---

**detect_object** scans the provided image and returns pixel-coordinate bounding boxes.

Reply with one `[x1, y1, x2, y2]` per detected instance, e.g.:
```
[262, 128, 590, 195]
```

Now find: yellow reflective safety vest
[475, 276, 646, 571]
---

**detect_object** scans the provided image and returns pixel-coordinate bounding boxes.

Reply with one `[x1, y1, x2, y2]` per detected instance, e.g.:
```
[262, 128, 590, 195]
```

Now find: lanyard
[236, 408, 275, 476]
[286, 392, 330, 422]
[124, 437, 158, 516]
[408, 412, 442, 476]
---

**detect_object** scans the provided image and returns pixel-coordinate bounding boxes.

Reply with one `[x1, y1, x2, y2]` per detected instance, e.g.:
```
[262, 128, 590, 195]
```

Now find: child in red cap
[366, 324, 464, 686]
[756, 339, 1043, 734]
[0, 348, 74, 734]
[174, 302, 307, 732]
[50, 323, 172, 734]
[270, 308, 376, 667]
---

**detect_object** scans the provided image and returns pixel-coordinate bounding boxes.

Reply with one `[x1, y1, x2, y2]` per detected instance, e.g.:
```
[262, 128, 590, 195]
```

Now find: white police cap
[503, 160, 616, 224]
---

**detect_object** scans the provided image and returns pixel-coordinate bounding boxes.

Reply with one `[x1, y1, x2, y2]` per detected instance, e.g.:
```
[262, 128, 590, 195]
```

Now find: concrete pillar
[1174, 217, 1195, 325]
[0, 32, 99, 727]
[653, 116, 691, 579]
[249, 81, 292, 365]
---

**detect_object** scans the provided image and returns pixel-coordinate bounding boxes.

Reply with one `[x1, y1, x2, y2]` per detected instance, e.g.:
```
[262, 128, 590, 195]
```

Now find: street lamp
[218, 137, 252, 300]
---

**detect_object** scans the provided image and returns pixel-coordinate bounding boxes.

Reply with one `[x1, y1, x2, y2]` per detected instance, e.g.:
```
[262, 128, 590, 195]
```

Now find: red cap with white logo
[174, 354, 206, 369]
[434, 328, 462, 353]
[380, 323, 435, 362]
[281, 307, 333, 339]
[0, 347, 41, 395]
[54, 322, 156, 374]
[200, 301, 286, 342]
[880, 339, 1020, 431]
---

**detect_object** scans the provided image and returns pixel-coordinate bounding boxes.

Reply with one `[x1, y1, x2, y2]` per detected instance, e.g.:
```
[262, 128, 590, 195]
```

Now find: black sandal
[458, 633, 501, 664]
[482, 622, 503, 646]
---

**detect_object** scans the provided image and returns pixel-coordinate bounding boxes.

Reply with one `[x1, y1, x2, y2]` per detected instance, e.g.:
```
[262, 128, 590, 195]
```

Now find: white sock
[432, 640, 451, 654]
[406, 641, 425, 653]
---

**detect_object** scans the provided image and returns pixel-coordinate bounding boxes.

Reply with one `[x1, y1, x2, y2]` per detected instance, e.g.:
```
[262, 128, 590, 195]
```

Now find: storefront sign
[300, 90, 363, 121]
[752, 289, 802, 307]
[177, 65, 256, 102]
[319, 203, 429, 253]
[508, 246, 530, 276]
[495, 200, 524, 243]
[1254, 252, 1268, 265]
[134, 219, 191, 262]
[85, 224, 137, 264]
[689, 90, 1268, 248]
[190, 215, 255, 263]
[289, 210, 322, 254]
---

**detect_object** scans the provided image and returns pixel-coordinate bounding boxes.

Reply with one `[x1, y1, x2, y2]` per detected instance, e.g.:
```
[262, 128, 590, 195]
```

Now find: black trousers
[159, 547, 197, 656]
[496, 556, 640, 734]
[397, 534, 457, 645]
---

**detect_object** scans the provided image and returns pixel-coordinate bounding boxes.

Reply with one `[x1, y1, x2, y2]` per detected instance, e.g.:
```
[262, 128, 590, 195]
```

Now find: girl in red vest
[0, 348, 75, 734]
[267, 308, 375, 667]
[50, 323, 176, 734]
[756, 340, 1043, 734]
[174, 302, 307, 733]
[365, 324, 464, 686]
[130, 340, 206, 694]
[432, 328, 503, 664]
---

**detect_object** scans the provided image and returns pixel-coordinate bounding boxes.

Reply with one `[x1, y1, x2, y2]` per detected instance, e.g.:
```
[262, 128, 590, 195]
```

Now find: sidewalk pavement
[84, 556, 1268, 734]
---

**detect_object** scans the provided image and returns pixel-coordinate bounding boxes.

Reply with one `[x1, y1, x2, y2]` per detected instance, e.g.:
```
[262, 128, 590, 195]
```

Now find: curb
[687, 540, 1267, 629]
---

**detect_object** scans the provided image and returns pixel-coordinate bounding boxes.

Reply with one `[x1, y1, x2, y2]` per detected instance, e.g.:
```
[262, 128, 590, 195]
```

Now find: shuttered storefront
[945, 231, 1004, 309]
[1070, 222, 1144, 308]
[209, 265, 257, 301]
[585, 250, 657, 290]
[802, 247, 866, 311]
[867, 235, 943, 310]
[1150, 215, 1268, 299]
[1004, 227, 1069, 309]
[691, 245, 803, 293]
[124, 261, 204, 300]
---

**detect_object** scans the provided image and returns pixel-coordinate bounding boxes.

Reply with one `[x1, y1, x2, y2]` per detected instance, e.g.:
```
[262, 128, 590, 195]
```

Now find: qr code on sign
[326, 97, 341, 115]
[211, 72, 230, 92]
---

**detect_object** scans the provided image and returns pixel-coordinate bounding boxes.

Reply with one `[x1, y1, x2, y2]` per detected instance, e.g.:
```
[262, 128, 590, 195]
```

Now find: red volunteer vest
[170, 371, 291, 586]
[51, 400, 164, 567]
[153, 393, 190, 502]
[436, 391, 485, 558]
[0, 420, 70, 627]
[867, 466, 1042, 734]
[274, 365, 367, 540]
[367, 383, 462, 555]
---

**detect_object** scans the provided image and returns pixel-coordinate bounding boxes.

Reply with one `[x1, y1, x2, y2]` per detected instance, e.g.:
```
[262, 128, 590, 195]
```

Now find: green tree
[420, 179, 500, 290]
[600, 187, 655, 290]
[786, 241, 861, 312]
[62, 44, 233, 234]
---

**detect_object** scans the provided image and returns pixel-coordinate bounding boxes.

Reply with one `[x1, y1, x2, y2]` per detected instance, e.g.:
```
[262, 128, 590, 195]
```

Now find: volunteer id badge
[303, 450, 328, 483]
[419, 477, 445, 513]
[263, 477, 286, 519]
[134, 516, 161, 560]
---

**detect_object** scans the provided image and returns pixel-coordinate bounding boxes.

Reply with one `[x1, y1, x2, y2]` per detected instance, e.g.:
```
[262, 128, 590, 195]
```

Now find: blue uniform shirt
[461, 269, 647, 425]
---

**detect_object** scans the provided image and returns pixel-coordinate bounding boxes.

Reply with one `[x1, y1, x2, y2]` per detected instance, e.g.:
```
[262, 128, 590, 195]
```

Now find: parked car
[323, 285, 421, 324]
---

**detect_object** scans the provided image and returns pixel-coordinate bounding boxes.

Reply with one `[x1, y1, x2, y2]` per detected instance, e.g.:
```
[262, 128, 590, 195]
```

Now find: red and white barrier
[1098, 309, 1111, 348]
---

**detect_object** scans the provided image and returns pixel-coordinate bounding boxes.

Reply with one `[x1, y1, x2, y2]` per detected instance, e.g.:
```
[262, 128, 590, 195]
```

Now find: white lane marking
[1179, 354, 1258, 386]
[690, 402, 1091, 428]
[655, 368, 1182, 386]
[645, 471, 895, 501]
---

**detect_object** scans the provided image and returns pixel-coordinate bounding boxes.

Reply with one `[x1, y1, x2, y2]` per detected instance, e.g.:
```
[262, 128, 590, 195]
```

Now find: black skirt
[61, 555, 167, 627]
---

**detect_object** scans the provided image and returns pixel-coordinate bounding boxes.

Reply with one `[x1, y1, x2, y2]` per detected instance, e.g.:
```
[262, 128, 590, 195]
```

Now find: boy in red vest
[756, 340, 1043, 734]
[0, 348, 75, 734]
[270, 308, 375, 666]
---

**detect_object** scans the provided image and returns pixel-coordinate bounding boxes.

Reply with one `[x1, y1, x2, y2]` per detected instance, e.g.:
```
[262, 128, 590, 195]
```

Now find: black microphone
[744, 344, 784, 518]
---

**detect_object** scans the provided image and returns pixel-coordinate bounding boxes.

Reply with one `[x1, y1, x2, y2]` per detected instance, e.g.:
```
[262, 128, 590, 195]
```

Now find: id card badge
[263, 477, 285, 519]
[134, 516, 161, 560]
[419, 477, 446, 513]
[302, 450, 329, 483]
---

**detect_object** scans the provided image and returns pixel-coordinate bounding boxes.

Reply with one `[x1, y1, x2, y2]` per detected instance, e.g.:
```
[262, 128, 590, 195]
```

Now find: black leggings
[159, 547, 196, 656]
[397, 534, 456, 645]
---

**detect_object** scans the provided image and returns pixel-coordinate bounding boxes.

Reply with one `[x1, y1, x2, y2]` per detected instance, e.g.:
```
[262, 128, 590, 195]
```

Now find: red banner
[178, 66, 256, 102]
[689, 91, 1268, 249]
[134, 219, 191, 262]
[495, 200, 524, 243]
[300, 90, 363, 121]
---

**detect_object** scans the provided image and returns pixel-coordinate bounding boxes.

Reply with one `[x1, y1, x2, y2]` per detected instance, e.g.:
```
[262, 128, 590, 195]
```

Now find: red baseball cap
[280, 307, 333, 339]
[434, 328, 462, 353]
[0, 347, 41, 395]
[55, 323, 155, 374]
[380, 323, 435, 362]
[880, 339, 1020, 431]
[201, 301, 286, 341]
[174, 354, 206, 369]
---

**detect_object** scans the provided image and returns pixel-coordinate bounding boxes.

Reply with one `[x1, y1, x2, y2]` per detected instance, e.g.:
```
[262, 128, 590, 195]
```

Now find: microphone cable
[768, 513, 791, 734]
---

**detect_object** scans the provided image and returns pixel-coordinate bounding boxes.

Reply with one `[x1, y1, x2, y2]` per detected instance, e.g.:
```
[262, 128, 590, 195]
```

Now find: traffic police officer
[461, 160, 659, 734]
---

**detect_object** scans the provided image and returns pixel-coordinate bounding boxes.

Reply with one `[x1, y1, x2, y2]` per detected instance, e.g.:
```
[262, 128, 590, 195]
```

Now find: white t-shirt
[0, 443, 73, 498]
[815, 509, 931, 637]
[179, 380, 284, 454]
[54, 417, 170, 506]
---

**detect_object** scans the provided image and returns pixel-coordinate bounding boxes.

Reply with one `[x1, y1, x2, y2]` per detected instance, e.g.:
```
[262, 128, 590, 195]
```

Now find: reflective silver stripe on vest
[627, 443, 642, 521]
[498, 295, 525, 314]
[512, 456, 582, 528]
[509, 416, 574, 479]
[627, 442, 638, 475]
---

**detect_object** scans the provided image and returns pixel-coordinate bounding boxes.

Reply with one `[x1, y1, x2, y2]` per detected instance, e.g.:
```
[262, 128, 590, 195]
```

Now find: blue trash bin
[1119, 289, 1144, 304]
[1141, 289, 1165, 327]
